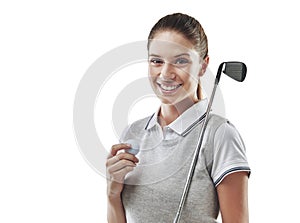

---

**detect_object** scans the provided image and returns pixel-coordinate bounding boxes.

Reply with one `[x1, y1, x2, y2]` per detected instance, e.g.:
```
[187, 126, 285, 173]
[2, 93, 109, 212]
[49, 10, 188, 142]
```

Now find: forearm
[107, 195, 126, 223]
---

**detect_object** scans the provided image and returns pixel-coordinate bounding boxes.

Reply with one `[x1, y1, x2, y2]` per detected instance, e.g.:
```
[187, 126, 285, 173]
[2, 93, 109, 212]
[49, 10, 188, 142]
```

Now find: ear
[199, 56, 210, 77]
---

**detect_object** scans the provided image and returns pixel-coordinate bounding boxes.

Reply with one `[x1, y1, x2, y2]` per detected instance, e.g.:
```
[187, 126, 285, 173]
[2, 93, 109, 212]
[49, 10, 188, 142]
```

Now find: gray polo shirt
[121, 99, 250, 223]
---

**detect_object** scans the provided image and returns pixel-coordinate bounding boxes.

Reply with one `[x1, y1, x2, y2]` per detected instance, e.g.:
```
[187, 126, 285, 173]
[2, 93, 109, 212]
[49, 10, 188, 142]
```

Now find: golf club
[173, 61, 247, 223]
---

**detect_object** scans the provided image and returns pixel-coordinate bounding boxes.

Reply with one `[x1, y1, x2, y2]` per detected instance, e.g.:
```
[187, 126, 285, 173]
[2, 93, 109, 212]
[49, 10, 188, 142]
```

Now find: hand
[106, 143, 139, 198]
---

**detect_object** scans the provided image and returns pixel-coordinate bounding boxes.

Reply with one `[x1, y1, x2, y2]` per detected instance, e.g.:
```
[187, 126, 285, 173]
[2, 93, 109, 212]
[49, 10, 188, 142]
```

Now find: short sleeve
[211, 121, 250, 187]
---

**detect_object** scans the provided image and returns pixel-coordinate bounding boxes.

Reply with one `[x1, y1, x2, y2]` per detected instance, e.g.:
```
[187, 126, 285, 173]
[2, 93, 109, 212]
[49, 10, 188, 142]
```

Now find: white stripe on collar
[145, 98, 208, 135]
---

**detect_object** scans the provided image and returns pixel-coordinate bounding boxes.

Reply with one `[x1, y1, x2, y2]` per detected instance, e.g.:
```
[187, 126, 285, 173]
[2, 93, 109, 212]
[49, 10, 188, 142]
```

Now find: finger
[110, 143, 131, 156]
[106, 155, 119, 167]
[106, 152, 139, 167]
[117, 152, 139, 163]
[107, 159, 136, 174]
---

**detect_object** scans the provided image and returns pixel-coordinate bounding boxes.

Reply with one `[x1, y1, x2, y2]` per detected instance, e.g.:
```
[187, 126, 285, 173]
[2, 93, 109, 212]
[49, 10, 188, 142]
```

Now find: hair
[147, 13, 208, 100]
[147, 12, 208, 59]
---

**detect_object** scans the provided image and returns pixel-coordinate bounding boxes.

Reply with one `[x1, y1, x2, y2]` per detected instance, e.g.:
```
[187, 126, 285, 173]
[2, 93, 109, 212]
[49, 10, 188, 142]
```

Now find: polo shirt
[120, 99, 250, 223]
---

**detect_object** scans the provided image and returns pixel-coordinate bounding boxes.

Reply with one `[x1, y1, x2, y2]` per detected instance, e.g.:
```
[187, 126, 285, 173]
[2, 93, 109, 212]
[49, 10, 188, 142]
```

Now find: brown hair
[147, 12, 208, 59]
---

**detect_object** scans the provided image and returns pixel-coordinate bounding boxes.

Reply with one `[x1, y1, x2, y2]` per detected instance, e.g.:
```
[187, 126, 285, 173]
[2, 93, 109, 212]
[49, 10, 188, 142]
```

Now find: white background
[1, 0, 299, 222]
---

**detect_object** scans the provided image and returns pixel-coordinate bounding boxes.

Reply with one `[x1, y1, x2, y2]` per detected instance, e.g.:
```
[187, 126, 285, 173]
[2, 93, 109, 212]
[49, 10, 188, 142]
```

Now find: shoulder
[207, 114, 241, 141]
[120, 114, 155, 141]
[214, 118, 244, 147]
[209, 115, 250, 186]
[204, 114, 228, 141]
[130, 113, 155, 131]
[205, 113, 247, 160]
[208, 114, 228, 129]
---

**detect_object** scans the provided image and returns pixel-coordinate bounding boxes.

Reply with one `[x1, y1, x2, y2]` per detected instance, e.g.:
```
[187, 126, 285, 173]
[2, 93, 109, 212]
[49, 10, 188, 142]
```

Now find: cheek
[179, 67, 199, 83]
[148, 65, 160, 78]
[190, 64, 201, 76]
[147, 71, 157, 87]
[185, 77, 199, 89]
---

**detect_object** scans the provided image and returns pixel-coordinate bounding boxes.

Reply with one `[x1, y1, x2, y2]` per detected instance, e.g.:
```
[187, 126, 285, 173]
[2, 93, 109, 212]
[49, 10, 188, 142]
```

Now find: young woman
[106, 13, 250, 223]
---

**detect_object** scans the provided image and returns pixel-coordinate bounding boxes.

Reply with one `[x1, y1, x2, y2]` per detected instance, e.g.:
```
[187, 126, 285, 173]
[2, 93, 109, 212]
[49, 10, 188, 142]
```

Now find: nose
[160, 62, 176, 80]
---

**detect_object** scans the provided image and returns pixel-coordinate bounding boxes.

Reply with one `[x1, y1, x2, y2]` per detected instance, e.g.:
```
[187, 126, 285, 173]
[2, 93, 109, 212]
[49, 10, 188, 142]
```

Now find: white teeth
[160, 84, 181, 91]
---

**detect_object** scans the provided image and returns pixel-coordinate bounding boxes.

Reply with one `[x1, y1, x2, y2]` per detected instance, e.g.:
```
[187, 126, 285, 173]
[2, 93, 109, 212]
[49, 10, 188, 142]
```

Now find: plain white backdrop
[1, 0, 299, 222]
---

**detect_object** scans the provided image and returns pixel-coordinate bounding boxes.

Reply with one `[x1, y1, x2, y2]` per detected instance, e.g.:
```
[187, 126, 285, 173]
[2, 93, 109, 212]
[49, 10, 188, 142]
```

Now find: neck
[158, 96, 198, 127]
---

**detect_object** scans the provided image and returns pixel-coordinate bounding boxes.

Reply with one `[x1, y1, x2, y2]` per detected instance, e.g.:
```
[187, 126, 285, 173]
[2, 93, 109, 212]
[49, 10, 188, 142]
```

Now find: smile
[157, 82, 182, 92]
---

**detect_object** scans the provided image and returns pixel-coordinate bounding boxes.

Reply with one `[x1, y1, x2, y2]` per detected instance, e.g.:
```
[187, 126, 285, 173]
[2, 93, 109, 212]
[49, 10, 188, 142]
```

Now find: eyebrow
[174, 53, 190, 58]
[148, 54, 161, 58]
[149, 53, 191, 58]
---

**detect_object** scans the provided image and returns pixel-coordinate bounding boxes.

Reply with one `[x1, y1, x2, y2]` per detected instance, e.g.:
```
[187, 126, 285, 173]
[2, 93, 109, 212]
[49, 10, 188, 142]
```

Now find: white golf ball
[124, 139, 140, 155]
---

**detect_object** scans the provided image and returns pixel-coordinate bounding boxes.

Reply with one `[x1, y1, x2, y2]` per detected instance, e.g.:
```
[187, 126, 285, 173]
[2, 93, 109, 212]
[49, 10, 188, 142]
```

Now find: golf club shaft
[173, 79, 219, 223]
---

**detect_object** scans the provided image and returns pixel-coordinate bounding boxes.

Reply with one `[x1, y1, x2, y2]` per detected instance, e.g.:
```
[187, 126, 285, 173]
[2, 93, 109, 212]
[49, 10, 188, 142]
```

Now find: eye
[174, 58, 189, 65]
[149, 58, 164, 65]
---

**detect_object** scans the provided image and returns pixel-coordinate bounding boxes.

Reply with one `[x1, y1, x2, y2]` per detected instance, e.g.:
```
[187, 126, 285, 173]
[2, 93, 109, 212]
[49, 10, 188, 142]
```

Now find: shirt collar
[145, 98, 208, 136]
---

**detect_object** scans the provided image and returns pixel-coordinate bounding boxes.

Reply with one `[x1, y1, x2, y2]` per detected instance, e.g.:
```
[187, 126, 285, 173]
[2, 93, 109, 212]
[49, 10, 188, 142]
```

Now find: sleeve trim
[214, 166, 251, 187]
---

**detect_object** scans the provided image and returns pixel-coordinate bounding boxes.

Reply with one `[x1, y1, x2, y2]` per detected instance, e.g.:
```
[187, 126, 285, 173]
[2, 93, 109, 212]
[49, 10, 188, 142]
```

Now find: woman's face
[148, 31, 203, 105]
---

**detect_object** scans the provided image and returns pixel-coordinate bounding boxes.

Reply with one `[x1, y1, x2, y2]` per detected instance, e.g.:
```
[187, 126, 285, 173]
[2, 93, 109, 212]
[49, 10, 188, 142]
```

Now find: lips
[157, 82, 182, 93]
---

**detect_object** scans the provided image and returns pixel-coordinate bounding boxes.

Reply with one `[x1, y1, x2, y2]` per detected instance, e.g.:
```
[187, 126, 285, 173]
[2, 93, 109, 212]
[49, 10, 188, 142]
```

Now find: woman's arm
[106, 143, 139, 223]
[217, 171, 249, 223]
[107, 194, 126, 223]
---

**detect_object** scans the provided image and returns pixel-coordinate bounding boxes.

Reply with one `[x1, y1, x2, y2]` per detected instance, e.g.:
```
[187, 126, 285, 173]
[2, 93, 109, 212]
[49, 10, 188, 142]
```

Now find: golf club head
[223, 62, 247, 82]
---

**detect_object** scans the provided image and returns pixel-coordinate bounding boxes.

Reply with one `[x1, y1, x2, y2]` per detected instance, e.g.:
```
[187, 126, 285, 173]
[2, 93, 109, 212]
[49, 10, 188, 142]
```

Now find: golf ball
[124, 139, 140, 155]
